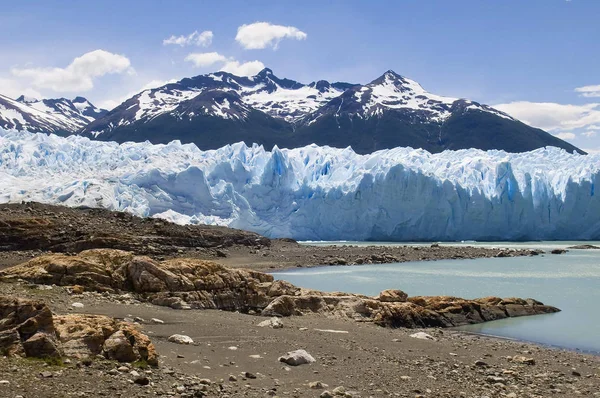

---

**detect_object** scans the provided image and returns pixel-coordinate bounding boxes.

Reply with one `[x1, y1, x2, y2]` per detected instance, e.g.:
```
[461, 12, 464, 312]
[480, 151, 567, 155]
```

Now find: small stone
[40, 371, 53, 378]
[485, 376, 505, 384]
[228, 375, 237, 382]
[513, 356, 536, 365]
[309, 381, 326, 389]
[320, 391, 334, 398]
[71, 302, 84, 308]
[176, 386, 186, 393]
[117, 366, 129, 372]
[409, 332, 436, 341]
[258, 317, 284, 329]
[228, 346, 238, 350]
[151, 318, 164, 324]
[278, 349, 316, 366]
[0, 380, 9, 385]
[134, 376, 150, 386]
[474, 360, 488, 367]
[332, 386, 346, 395]
[129, 370, 140, 377]
[167, 334, 193, 345]
[572, 370, 581, 377]
[244, 372, 257, 379]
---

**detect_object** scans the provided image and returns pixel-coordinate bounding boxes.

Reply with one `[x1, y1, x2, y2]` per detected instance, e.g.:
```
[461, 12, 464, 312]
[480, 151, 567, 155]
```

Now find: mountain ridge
[0, 68, 584, 155]
[0, 94, 107, 135]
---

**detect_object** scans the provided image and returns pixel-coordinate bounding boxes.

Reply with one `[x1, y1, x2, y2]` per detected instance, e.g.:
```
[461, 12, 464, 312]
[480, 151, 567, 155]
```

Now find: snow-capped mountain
[75, 68, 581, 154]
[0, 94, 107, 135]
[2, 129, 599, 241]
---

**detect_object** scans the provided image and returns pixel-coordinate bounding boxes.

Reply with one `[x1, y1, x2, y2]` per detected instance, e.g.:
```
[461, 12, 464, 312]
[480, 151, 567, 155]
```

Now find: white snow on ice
[1, 129, 598, 241]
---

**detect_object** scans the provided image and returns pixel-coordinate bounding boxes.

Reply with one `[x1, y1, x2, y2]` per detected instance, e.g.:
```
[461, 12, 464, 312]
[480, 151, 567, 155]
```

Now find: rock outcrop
[0, 250, 560, 329]
[0, 295, 157, 365]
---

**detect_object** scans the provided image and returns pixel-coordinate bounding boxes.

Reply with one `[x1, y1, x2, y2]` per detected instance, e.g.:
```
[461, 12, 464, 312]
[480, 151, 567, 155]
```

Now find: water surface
[275, 242, 600, 354]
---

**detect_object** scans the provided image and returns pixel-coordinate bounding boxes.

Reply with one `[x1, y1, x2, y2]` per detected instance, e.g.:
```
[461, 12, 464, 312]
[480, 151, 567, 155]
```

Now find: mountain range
[0, 69, 583, 154]
[0, 94, 107, 135]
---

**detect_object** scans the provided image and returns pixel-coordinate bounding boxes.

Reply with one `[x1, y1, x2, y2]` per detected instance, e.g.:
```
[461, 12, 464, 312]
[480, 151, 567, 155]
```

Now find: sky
[1, 0, 599, 151]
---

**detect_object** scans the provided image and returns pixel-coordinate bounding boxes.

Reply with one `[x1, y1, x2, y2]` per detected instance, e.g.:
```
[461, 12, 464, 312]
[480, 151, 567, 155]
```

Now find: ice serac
[1, 129, 599, 241]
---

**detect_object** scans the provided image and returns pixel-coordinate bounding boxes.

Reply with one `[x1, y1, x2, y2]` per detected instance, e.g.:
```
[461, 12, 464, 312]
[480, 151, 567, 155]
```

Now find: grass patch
[132, 359, 149, 369]
[26, 356, 66, 368]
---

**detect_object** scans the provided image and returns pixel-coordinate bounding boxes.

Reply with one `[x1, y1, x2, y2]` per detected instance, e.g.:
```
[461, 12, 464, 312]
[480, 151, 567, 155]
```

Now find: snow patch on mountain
[1, 129, 598, 241]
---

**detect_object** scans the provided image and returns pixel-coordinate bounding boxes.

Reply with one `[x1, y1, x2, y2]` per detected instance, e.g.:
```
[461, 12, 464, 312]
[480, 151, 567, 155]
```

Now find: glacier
[1, 128, 599, 241]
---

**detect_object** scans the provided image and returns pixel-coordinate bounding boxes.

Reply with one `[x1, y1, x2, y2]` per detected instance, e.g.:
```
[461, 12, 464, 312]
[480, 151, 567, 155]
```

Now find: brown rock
[0, 296, 58, 358]
[22, 332, 61, 358]
[376, 289, 408, 303]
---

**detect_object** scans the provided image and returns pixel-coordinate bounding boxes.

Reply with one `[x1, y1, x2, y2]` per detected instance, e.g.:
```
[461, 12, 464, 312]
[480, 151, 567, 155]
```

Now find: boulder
[0, 296, 156, 365]
[278, 349, 316, 366]
[55, 314, 158, 365]
[0, 296, 58, 358]
[22, 332, 61, 358]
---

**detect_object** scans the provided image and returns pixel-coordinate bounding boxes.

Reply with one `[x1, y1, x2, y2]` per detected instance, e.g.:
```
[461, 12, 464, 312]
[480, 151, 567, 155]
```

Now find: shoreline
[453, 329, 600, 358]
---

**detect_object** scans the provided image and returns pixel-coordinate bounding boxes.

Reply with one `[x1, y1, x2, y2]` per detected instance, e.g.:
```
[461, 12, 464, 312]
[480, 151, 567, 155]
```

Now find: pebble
[151, 318, 165, 324]
[71, 302, 84, 308]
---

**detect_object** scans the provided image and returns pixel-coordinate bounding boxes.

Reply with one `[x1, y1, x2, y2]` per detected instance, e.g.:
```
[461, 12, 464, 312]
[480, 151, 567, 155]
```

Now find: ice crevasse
[1, 128, 599, 241]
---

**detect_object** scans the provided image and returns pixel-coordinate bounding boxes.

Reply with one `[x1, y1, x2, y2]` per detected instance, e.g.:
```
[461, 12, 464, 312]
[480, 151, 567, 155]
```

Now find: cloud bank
[10, 50, 133, 93]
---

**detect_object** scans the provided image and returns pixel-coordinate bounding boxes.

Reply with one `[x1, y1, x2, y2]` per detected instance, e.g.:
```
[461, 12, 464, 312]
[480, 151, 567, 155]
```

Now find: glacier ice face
[1, 128, 599, 241]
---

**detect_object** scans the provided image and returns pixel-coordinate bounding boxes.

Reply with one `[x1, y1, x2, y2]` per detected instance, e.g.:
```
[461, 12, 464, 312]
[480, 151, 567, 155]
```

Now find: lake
[274, 242, 600, 354]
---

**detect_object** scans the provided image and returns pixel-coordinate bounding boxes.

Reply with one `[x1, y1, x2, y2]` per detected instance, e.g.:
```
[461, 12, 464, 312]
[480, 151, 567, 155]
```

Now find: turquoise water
[274, 243, 600, 354]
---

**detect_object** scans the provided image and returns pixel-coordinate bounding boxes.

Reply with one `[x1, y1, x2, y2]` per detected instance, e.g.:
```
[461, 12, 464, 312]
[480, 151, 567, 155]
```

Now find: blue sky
[1, 0, 599, 151]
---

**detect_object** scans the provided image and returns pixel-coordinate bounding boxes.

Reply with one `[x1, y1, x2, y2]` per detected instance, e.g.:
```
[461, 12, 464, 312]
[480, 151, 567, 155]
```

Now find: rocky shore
[0, 279, 598, 398]
[0, 249, 559, 329]
[0, 202, 541, 272]
[0, 202, 598, 397]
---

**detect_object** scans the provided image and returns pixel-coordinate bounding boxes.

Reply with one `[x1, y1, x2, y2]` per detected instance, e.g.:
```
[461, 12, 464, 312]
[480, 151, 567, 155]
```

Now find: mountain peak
[16, 95, 40, 104]
[256, 67, 274, 77]
[72, 96, 89, 103]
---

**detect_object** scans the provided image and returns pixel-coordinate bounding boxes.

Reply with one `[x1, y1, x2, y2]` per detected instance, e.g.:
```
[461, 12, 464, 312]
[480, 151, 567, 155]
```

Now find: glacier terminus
[1, 128, 598, 241]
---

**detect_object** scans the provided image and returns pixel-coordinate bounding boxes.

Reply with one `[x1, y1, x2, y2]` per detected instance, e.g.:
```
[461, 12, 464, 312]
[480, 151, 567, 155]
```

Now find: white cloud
[10, 50, 133, 93]
[575, 84, 600, 98]
[494, 101, 600, 131]
[0, 77, 42, 100]
[235, 22, 307, 50]
[183, 51, 264, 77]
[185, 52, 229, 68]
[583, 130, 597, 138]
[220, 60, 265, 76]
[554, 132, 576, 140]
[163, 30, 213, 47]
